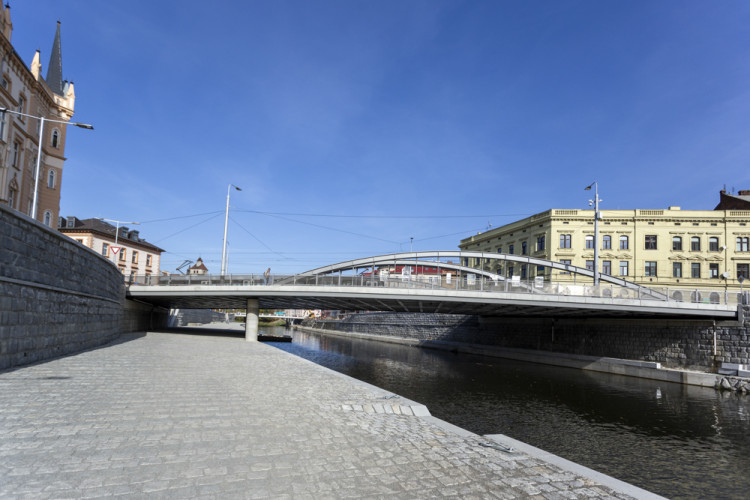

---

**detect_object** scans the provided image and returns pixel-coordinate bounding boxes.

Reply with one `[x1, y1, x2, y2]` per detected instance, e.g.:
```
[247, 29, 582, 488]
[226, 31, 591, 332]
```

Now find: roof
[59, 217, 165, 253]
[188, 258, 208, 272]
[45, 21, 64, 96]
[714, 190, 750, 210]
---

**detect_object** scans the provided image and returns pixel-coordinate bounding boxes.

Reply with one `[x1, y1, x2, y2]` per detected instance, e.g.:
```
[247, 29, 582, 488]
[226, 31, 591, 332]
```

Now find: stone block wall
[304, 310, 750, 371]
[0, 205, 166, 370]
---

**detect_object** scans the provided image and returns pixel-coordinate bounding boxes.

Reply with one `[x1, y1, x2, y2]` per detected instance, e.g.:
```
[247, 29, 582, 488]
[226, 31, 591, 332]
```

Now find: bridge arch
[289, 251, 651, 293]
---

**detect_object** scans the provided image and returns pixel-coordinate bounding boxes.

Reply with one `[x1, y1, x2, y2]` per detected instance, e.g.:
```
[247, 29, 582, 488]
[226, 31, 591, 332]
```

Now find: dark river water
[264, 326, 750, 499]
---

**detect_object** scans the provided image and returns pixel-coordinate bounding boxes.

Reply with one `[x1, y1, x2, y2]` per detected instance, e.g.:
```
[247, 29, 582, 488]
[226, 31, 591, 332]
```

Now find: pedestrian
[264, 267, 271, 285]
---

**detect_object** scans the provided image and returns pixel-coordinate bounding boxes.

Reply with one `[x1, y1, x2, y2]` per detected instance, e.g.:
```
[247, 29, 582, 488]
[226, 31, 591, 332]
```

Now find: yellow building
[458, 191, 750, 294]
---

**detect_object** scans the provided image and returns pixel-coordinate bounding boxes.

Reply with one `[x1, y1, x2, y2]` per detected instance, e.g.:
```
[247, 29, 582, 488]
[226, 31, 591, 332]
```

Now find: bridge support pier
[245, 298, 259, 342]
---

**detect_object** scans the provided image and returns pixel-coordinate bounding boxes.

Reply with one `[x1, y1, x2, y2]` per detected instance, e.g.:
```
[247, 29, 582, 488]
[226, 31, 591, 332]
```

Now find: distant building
[188, 257, 208, 275]
[0, 7, 78, 227]
[714, 189, 750, 211]
[59, 216, 164, 278]
[459, 189, 750, 294]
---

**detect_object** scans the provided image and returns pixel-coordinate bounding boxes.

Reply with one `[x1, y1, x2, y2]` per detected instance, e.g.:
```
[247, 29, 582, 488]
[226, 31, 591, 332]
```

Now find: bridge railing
[126, 273, 748, 306]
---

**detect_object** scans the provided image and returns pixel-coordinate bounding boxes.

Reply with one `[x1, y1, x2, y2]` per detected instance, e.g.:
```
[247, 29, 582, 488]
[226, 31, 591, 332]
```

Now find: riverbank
[0, 330, 661, 499]
[293, 319, 750, 392]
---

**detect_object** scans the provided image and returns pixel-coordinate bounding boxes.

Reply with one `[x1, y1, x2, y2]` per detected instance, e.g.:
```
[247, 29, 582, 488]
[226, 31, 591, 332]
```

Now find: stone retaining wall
[303, 309, 750, 372]
[0, 205, 166, 370]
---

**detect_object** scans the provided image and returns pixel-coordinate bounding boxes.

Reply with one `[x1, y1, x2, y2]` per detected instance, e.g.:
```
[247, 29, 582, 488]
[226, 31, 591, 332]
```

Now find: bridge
[127, 252, 742, 340]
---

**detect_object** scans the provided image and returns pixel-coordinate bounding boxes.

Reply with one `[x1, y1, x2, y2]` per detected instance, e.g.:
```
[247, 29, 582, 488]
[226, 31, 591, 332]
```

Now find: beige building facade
[0, 7, 77, 228]
[459, 193, 750, 294]
[59, 217, 164, 279]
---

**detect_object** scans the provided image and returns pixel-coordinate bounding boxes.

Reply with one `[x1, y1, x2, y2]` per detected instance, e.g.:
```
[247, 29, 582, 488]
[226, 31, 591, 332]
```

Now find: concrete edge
[484, 434, 667, 500]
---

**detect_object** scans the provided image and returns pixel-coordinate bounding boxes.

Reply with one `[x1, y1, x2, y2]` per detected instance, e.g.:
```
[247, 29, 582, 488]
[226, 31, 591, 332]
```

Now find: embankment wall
[301, 309, 750, 372]
[0, 205, 166, 370]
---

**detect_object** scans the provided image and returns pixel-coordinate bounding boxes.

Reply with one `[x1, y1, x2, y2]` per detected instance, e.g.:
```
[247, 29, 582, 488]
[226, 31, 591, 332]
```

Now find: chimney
[738, 190, 750, 196]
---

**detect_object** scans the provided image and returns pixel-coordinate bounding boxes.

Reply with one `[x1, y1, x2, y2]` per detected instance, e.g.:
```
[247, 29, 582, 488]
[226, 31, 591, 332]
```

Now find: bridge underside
[129, 286, 736, 320]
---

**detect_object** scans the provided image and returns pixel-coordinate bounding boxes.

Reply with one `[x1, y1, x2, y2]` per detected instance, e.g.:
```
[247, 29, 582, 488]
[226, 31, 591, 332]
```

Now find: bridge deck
[128, 283, 738, 320]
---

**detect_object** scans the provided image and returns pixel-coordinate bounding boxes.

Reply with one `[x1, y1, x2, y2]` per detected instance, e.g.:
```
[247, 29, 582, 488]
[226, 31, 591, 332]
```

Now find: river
[264, 325, 750, 499]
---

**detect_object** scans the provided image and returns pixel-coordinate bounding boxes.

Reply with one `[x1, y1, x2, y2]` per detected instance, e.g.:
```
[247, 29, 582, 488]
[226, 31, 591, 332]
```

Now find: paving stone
[0, 332, 653, 498]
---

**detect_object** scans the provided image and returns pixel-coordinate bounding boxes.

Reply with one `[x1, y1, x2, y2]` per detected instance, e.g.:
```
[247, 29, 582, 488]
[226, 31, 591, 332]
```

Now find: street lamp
[585, 182, 602, 286]
[0, 107, 93, 220]
[220, 184, 242, 275]
[94, 217, 139, 260]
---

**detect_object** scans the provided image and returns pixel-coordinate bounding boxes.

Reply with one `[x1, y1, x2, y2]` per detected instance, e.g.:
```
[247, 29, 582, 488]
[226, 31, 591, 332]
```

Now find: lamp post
[0, 107, 93, 220]
[585, 182, 602, 286]
[94, 217, 139, 261]
[221, 184, 242, 275]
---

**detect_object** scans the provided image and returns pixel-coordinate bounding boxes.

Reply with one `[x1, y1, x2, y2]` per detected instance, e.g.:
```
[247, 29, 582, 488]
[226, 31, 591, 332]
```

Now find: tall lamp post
[0, 107, 93, 220]
[94, 217, 140, 261]
[221, 184, 242, 275]
[585, 182, 602, 286]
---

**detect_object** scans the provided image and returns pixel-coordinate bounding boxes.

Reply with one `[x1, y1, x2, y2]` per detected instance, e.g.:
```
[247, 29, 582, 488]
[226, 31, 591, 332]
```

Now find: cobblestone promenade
[0, 331, 658, 499]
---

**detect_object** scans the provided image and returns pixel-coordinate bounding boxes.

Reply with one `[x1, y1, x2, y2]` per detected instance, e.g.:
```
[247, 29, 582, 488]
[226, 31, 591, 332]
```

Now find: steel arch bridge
[126, 251, 740, 319]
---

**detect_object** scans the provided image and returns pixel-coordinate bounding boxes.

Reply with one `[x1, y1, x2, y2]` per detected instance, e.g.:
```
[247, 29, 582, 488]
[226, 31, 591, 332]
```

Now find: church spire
[45, 21, 64, 95]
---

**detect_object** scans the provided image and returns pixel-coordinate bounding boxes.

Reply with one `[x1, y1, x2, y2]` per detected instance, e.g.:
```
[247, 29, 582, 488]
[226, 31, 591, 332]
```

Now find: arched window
[43, 210, 52, 227]
[602, 235, 611, 249]
[619, 235, 629, 250]
[585, 235, 594, 249]
[51, 129, 60, 148]
[672, 236, 682, 251]
[47, 168, 56, 189]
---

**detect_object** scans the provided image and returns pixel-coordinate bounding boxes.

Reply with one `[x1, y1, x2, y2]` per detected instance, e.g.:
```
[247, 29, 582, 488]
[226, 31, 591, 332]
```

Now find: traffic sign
[110, 246, 121, 256]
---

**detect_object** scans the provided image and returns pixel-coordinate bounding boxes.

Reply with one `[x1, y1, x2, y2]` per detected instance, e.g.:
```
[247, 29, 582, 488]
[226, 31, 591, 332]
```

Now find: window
[536, 265, 545, 276]
[51, 129, 60, 148]
[132, 251, 139, 264]
[47, 168, 56, 189]
[690, 237, 700, 251]
[536, 235, 545, 251]
[43, 210, 52, 227]
[619, 261, 629, 276]
[619, 235, 629, 250]
[672, 262, 682, 278]
[737, 237, 749, 252]
[521, 241, 527, 255]
[710, 263, 719, 279]
[11, 141, 19, 167]
[507, 266, 514, 278]
[645, 235, 657, 250]
[709, 237, 719, 252]
[586, 260, 594, 271]
[645, 261, 657, 277]
[497, 247, 502, 254]
[521, 264, 527, 279]
[146, 255, 152, 267]
[559, 259, 571, 275]
[560, 234, 571, 249]
[119, 249, 126, 261]
[585, 235, 594, 249]
[602, 235, 611, 249]
[738, 264, 749, 281]
[0, 111, 6, 142]
[7, 188, 15, 209]
[102, 243, 109, 257]
[17, 95, 24, 114]
[691, 263, 701, 279]
[602, 260, 611, 275]
[672, 236, 682, 251]
[509, 244, 514, 255]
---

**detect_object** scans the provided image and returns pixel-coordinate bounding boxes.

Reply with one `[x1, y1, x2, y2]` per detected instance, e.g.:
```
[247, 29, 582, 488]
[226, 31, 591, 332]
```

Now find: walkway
[0, 331, 661, 499]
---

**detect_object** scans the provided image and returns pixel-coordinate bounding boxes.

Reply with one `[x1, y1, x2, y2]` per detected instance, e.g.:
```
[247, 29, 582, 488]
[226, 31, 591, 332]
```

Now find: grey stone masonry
[0, 205, 165, 370]
[305, 311, 750, 371]
[0, 331, 657, 499]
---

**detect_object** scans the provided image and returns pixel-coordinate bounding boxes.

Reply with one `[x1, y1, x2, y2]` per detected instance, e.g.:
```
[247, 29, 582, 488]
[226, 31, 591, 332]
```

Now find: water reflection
[268, 327, 750, 499]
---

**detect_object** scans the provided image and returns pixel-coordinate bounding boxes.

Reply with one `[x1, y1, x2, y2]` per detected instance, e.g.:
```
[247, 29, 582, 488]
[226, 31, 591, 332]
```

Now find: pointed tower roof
[45, 21, 64, 95]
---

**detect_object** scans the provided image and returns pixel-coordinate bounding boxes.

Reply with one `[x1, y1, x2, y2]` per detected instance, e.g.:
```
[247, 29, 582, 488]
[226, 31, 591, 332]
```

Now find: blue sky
[10, 1, 750, 274]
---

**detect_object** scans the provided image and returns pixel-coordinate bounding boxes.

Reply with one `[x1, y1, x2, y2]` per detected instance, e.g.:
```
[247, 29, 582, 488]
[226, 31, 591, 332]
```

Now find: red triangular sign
[110, 246, 121, 256]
